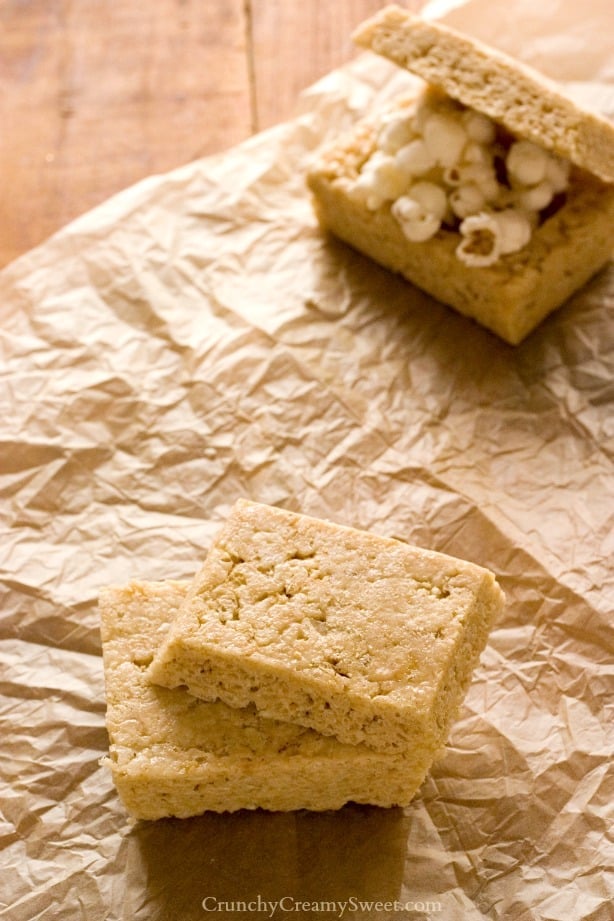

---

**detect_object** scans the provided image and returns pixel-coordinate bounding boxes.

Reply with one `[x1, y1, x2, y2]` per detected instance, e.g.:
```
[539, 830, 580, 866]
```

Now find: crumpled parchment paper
[1, 2, 612, 919]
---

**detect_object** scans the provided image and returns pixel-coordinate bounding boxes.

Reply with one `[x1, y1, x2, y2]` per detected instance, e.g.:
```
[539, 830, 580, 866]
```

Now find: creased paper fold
[1, 2, 612, 919]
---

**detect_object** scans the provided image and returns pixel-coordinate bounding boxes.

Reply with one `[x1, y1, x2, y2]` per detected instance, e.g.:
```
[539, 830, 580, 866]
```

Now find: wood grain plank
[0, 0, 430, 270]
[248, 0, 426, 130]
[0, 0, 251, 267]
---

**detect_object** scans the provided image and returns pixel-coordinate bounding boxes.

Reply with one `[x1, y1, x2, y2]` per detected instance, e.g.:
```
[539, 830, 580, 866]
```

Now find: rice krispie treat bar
[148, 500, 504, 754]
[307, 6, 614, 344]
[100, 579, 435, 819]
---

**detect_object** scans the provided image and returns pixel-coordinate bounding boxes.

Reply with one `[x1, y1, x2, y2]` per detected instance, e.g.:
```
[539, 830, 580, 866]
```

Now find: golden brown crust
[149, 499, 504, 753]
[307, 103, 614, 344]
[100, 579, 433, 818]
[353, 5, 614, 183]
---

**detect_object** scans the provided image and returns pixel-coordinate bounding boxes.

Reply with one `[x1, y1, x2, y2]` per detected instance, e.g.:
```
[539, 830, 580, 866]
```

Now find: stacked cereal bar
[100, 500, 504, 819]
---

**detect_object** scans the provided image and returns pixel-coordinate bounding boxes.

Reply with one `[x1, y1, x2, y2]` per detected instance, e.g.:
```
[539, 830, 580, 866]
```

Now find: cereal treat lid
[353, 5, 614, 183]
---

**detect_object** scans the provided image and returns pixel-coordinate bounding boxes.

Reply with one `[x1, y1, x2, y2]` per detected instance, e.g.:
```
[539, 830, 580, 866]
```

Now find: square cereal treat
[100, 579, 434, 819]
[307, 6, 614, 344]
[148, 500, 504, 754]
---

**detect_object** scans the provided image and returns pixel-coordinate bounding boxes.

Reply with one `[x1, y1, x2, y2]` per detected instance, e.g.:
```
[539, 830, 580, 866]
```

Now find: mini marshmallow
[423, 113, 467, 168]
[495, 208, 533, 254]
[443, 163, 498, 199]
[415, 99, 436, 134]
[379, 113, 417, 154]
[407, 181, 448, 221]
[462, 110, 496, 146]
[392, 196, 441, 242]
[356, 91, 574, 267]
[456, 212, 501, 266]
[449, 183, 487, 219]
[545, 156, 571, 193]
[516, 179, 555, 212]
[507, 140, 550, 186]
[351, 179, 386, 211]
[395, 138, 436, 176]
[462, 141, 493, 166]
[456, 207, 533, 266]
[356, 152, 409, 204]
[457, 163, 500, 201]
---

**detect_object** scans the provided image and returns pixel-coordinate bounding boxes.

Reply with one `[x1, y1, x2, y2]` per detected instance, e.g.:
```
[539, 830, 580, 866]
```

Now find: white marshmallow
[457, 163, 500, 201]
[495, 208, 533, 254]
[395, 138, 435, 176]
[351, 174, 386, 210]
[456, 212, 501, 266]
[391, 196, 441, 242]
[407, 181, 448, 221]
[544, 155, 571, 193]
[367, 91, 574, 266]
[358, 153, 409, 203]
[516, 180, 555, 212]
[449, 183, 487, 219]
[462, 141, 493, 166]
[423, 113, 467, 167]
[507, 140, 550, 186]
[462, 110, 497, 146]
[456, 212, 500, 268]
[456, 207, 533, 266]
[378, 113, 416, 154]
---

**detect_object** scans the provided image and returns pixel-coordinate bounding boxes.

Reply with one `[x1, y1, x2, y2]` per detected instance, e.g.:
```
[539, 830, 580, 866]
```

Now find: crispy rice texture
[306, 6, 614, 344]
[148, 500, 504, 755]
[100, 579, 436, 819]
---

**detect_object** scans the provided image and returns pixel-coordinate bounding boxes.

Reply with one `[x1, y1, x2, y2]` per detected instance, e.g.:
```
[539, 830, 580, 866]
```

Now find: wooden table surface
[0, 0, 424, 269]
